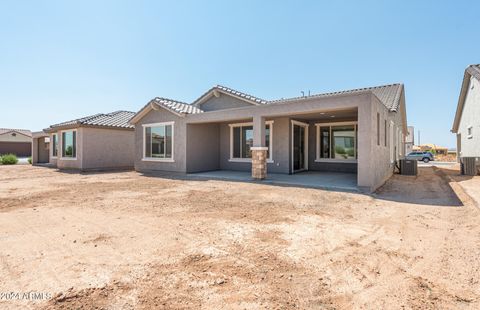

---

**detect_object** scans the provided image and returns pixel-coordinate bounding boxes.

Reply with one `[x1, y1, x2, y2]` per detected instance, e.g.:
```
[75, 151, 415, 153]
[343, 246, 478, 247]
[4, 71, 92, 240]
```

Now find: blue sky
[1, 1, 479, 148]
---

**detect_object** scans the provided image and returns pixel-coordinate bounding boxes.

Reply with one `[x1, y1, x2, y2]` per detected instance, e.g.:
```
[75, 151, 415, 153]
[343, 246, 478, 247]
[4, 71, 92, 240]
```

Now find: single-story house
[129, 84, 408, 192]
[452, 64, 480, 160]
[0, 128, 32, 157]
[35, 111, 136, 170]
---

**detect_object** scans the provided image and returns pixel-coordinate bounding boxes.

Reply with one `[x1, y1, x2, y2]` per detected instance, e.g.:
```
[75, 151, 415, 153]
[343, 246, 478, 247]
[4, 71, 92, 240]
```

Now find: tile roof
[466, 64, 480, 81]
[0, 128, 32, 137]
[153, 97, 204, 114]
[49, 111, 136, 129]
[193, 85, 268, 106]
[214, 85, 268, 105]
[270, 84, 404, 111]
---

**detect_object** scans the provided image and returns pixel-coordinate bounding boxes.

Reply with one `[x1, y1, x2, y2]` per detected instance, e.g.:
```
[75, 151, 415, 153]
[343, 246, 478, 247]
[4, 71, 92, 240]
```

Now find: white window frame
[315, 121, 358, 163]
[142, 122, 175, 162]
[51, 133, 58, 158]
[229, 121, 274, 163]
[60, 129, 77, 160]
[467, 126, 473, 139]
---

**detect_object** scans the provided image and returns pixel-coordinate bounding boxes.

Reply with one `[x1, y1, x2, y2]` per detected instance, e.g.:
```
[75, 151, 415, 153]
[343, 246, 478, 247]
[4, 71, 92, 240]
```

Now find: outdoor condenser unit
[399, 159, 417, 176]
[461, 157, 478, 176]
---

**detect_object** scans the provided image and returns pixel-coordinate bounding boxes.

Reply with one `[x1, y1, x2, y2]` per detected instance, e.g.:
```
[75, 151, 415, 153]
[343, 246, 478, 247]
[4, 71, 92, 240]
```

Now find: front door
[292, 121, 308, 173]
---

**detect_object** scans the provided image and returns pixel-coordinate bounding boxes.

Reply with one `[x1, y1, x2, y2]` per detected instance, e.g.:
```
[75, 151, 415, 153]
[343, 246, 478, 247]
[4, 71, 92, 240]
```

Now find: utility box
[399, 159, 417, 176]
[461, 157, 478, 176]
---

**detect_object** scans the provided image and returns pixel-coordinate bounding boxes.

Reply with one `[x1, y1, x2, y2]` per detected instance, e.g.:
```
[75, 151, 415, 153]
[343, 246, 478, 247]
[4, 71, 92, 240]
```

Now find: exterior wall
[305, 118, 358, 173]
[357, 94, 406, 192]
[218, 117, 290, 174]
[54, 128, 83, 170]
[134, 108, 187, 173]
[185, 123, 220, 173]
[81, 127, 134, 170]
[198, 93, 255, 112]
[457, 77, 480, 157]
[0, 132, 31, 143]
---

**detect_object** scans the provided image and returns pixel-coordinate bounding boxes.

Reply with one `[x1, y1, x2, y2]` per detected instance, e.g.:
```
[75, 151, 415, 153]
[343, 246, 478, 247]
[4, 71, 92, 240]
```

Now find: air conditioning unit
[461, 157, 479, 176]
[399, 159, 417, 176]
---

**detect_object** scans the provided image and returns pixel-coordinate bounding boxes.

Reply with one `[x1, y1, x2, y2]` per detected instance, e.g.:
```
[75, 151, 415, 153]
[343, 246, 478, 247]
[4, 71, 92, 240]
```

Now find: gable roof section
[129, 97, 203, 124]
[270, 84, 404, 112]
[0, 128, 32, 138]
[452, 64, 480, 133]
[47, 111, 136, 131]
[193, 85, 268, 107]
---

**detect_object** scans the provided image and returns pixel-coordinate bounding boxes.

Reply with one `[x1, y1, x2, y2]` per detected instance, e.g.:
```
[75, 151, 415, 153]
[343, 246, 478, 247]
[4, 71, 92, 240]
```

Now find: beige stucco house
[452, 64, 480, 160]
[129, 84, 408, 192]
[0, 128, 32, 157]
[33, 111, 135, 170]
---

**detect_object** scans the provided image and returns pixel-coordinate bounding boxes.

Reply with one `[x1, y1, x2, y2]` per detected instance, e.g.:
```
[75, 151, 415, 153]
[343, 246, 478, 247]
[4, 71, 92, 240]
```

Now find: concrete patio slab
[188, 170, 358, 192]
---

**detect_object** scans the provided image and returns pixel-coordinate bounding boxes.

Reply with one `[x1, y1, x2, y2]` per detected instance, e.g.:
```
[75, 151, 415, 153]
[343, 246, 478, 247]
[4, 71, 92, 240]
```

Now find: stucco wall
[198, 92, 255, 112]
[217, 117, 290, 174]
[54, 128, 83, 170]
[134, 108, 187, 173]
[186, 123, 220, 173]
[81, 127, 134, 170]
[0, 132, 31, 143]
[304, 119, 358, 173]
[458, 77, 480, 157]
[357, 94, 405, 192]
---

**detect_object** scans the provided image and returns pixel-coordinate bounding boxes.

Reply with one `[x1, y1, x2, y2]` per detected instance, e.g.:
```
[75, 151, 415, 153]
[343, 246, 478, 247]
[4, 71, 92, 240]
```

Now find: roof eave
[451, 70, 472, 133]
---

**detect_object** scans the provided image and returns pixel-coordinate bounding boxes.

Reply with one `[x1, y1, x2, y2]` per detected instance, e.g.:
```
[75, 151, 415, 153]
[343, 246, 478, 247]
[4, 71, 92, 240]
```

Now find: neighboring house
[0, 128, 32, 157]
[405, 126, 414, 154]
[35, 111, 135, 170]
[129, 84, 408, 192]
[452, 64, 480, 159]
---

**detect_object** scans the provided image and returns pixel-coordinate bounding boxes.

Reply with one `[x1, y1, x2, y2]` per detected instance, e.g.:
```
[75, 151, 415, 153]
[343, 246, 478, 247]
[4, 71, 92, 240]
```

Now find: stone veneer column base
[251, 147, 268, 180]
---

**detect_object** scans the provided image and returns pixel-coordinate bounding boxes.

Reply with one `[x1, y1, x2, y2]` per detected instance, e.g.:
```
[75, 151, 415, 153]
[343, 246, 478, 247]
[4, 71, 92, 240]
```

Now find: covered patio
[188, 170, 358, 192]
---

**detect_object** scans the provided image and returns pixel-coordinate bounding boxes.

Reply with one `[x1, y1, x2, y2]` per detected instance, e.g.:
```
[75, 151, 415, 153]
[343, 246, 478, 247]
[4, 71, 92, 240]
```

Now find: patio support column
[252, 115, 267, 180]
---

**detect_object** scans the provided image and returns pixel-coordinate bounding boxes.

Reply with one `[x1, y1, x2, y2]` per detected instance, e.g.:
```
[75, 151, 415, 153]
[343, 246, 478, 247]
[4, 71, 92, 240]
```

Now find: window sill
[60, 157, 77, 161]
[51, 156, 58, 159]
[229, 158, 274, 163]
[142, 158, 175, 163]
[315, 159, 357, 163]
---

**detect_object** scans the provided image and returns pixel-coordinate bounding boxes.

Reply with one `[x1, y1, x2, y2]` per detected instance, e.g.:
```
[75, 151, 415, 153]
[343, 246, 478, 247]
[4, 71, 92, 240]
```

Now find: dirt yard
[0, 165, 479, 309]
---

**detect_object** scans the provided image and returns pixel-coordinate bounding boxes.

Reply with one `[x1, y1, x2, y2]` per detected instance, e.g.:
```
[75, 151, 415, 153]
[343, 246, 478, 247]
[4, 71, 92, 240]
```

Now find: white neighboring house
[452, 64, 480, 159]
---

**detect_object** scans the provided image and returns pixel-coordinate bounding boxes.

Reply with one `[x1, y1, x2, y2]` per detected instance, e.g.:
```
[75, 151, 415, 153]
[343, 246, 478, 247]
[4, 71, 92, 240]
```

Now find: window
[61, 131, 76, 158]
[384, 120, 387, 147]
[52, 133, 58, 157]
[143, 122, 174, 161]
[467, 126, 473, 139]
[316, 122, 357, 161]
[230, 121, 273, 162]
[389, 121, 394, 163]
[377, 113, 380, 146]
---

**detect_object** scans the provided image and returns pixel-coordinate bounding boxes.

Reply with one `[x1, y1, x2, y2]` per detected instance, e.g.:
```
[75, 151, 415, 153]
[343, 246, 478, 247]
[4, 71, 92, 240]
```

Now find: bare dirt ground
[0, 165, 479, 309]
